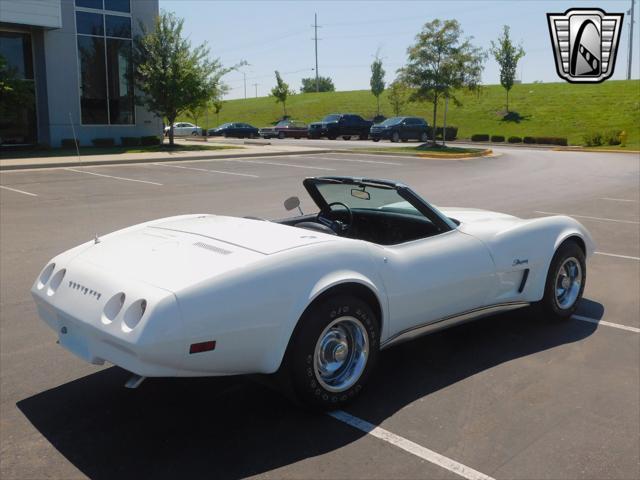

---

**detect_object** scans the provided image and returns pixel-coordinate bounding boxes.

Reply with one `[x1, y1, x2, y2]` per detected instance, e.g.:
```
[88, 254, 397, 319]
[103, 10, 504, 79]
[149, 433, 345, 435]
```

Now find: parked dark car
[259, 119, 308, 139]
[208, 123, 259, 138]
[369, 117, 430, 143]
[308, 114, 373, 140]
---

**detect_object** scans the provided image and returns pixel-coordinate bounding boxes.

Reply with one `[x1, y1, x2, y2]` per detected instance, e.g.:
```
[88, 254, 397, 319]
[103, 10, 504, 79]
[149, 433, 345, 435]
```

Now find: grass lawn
[180, 80, 640, 150]
[2, 143, 240, 159]
[351, 145, 486, 156]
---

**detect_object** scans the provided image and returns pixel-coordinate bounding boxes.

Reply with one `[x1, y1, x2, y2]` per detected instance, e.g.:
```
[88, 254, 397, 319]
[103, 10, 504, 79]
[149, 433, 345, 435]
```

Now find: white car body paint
[32, 202, 595, 378]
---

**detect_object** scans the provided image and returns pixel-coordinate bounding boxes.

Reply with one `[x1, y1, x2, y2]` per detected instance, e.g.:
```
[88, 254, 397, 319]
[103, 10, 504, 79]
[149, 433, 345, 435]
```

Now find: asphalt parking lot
[1, 147, 638, 479]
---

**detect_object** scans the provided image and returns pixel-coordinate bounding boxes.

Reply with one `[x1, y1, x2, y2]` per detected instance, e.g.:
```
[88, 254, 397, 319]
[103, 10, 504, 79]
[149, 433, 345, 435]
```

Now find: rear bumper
[369, 130, 391, 140]
[34, 296, 185, 377]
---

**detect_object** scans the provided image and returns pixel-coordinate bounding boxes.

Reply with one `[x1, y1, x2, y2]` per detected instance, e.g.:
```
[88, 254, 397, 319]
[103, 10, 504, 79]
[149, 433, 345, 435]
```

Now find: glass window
[106, 15, 131, 38]
[104, 0, 130, 12]
[380, 117, 403, 126]
[76, 11, 104, 36]
[0, 32, 36, 144]
[106, 39, 134, 124]
[0, 31, 33, 79]
[76, 0, 103, 9]
[77, 36, 108, 124]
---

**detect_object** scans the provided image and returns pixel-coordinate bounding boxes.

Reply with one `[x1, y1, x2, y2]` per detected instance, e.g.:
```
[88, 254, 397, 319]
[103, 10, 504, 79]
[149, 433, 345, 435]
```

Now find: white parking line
[595, 251, 640, 261]
[573, 315, 640, 333]
[0, 185, 39, 197]
[151, 163, 259, 178]
[534, 211, 640, 225]
[237, 159, 336, 171]
[309, 156, 403, 166]
[64, 168, 163, 186]
[601, 197, 639, 203]
[329, 411, 494, 480]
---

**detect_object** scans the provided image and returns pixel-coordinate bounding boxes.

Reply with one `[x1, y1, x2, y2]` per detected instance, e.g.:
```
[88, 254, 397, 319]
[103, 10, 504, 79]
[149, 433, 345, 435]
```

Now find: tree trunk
[168, 116, 175, 146]
[431, 96, 438, 146]
[376, 95, 380, 116]
[506, 89, 509, 112]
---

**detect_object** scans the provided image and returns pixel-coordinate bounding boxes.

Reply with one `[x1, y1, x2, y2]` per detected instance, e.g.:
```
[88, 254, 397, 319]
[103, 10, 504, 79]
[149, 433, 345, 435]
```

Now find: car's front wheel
[288, 295, 379, 409]
[535, 240, 586, 320]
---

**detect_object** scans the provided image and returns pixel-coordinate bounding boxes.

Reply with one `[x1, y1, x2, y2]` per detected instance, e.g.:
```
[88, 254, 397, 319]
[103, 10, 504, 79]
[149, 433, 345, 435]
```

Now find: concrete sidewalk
[0, 143, 332, 171]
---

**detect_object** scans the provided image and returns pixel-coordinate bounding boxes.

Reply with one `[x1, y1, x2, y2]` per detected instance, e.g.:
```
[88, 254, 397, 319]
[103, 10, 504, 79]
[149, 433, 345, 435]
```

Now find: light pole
[628, 0, 636, 80]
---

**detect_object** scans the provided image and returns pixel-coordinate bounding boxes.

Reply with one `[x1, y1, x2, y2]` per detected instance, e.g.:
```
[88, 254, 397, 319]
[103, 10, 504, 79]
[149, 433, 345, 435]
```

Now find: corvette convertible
[32, 176, 594, 408]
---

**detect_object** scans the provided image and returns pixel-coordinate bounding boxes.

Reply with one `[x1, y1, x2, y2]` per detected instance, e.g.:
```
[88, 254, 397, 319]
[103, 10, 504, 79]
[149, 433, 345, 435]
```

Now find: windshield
[218, 123, 232, 129]
[315, 182, 423, 217]
[322, 114, 341, 122]
[379, 117, 403, 126]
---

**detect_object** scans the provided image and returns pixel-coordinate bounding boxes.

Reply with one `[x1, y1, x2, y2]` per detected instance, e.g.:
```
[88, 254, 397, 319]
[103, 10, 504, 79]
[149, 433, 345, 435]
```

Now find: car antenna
[69, 111, 100, 245]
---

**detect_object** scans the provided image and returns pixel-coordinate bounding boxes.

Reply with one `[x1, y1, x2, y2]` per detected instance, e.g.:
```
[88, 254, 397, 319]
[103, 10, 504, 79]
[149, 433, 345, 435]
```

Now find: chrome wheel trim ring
[554, 257, 582, 309]
[313, 316, 369, 393]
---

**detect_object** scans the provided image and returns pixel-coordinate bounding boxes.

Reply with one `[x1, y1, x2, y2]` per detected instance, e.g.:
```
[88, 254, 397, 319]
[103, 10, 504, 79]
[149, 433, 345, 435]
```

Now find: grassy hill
[183, 80, 640, 148]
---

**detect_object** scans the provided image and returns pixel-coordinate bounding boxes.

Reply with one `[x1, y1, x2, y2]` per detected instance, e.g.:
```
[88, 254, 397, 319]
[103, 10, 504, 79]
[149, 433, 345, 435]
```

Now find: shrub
[490, 135, 505, 142]
[508, 136, 522, 143]
[91, 137, 115, 147]
[523, 136, 535, 144]
[603, 129, 622, 146]
[140, 135, 161, 146]
[582, 132, 602, 147]
[61, 138, 80, 149]
[121, 136, 141, 147]
[471, 134, 489, 141]
[534, 137, 568, 146]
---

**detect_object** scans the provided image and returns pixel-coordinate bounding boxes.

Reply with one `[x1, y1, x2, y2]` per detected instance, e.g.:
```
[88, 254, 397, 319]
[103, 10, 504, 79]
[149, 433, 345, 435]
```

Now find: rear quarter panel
[174, 239, 387, 375]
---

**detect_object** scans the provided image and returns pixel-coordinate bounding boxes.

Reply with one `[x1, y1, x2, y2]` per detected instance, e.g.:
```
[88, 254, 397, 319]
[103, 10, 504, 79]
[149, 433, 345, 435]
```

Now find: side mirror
[284, 196, 303, 215]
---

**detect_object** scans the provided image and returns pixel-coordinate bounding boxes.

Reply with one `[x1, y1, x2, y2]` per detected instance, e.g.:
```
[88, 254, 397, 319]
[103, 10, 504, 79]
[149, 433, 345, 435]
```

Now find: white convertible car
[32, 176, 594, 408]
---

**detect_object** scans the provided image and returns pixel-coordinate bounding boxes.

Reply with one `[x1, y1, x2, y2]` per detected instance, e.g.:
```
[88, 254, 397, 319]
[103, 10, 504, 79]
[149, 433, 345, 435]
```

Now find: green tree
[271, 70, 292, 116]
[490, 25, 525, 112]
[0, 55, 33, 118]
[370, 56, 386, 116]
[212, 98, 224, 125]
[132, 12, 238, 145]
[387, 79, 410, 116]
[400, 19, 485, 144]
[300, 76, 335, 93]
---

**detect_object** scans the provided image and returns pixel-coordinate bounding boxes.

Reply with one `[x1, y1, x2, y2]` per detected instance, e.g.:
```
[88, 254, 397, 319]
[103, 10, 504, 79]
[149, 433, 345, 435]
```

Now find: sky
[160, 0, 640, 100]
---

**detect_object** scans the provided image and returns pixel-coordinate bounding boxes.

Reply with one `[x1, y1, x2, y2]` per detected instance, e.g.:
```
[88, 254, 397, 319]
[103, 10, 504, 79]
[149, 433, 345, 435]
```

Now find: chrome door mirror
[284, 196, 303, 215]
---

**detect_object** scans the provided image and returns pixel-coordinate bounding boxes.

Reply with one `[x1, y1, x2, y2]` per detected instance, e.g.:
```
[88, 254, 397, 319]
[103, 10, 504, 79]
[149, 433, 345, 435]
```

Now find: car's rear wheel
[535, 240, 586, 320]
[343, 136, 351, 140]
[372, 138, 380, 142]
[288, 295, 379, 409]
[391, 131, 400, 143]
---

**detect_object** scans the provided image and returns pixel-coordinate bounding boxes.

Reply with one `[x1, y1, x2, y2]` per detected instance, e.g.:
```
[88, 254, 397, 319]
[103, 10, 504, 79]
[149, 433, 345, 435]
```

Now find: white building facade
[1, 0, 161, 147]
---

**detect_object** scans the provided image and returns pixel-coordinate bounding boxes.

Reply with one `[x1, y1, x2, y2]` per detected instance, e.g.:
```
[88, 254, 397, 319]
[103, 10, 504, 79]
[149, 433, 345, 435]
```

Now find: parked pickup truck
[308, 114, 373, 140]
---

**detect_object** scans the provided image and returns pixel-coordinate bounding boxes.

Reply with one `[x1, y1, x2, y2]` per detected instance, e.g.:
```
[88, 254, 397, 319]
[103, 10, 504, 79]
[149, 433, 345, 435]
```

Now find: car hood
[66, 215, 337, 292]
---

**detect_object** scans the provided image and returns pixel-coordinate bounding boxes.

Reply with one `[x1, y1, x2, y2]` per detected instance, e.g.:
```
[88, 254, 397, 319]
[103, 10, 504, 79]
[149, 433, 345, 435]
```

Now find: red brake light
[189, 341, 216, 354]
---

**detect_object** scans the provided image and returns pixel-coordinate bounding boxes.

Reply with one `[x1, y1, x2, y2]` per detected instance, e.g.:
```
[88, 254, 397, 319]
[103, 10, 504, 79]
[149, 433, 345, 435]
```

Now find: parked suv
[369, 117, 430, 143]
[308, 114, 373, 140]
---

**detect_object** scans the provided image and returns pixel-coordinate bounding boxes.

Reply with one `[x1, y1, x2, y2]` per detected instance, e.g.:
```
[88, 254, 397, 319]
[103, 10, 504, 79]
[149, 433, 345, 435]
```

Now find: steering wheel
[317, 202, 354, 234]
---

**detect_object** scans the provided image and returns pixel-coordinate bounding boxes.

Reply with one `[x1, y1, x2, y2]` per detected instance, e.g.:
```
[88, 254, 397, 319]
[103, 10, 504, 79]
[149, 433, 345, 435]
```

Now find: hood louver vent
[193, 242, 232, 255]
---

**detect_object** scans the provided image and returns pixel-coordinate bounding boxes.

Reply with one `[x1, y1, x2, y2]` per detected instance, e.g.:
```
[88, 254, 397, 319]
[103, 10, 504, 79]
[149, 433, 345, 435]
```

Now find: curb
[341, 148, 492, 159]
[0, 149, 334, 171]
[552, 146, 640, 154]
